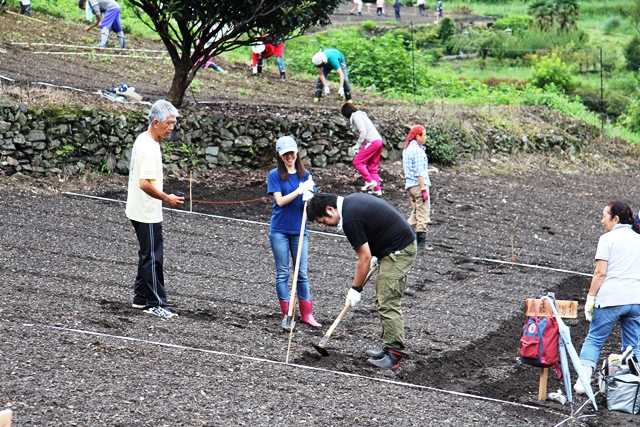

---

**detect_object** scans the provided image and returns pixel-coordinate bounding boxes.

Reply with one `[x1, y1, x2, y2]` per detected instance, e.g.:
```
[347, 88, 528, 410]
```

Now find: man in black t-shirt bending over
[307, 193, 417, 369]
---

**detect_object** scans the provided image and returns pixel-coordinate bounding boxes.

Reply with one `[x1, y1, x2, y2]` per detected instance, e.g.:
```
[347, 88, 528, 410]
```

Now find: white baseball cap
[276, 136, 298, 155]
[252, 42, 265, 54]
[312, 51, 327, 66]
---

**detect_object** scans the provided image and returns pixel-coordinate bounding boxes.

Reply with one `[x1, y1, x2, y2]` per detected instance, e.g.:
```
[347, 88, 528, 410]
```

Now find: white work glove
[346, 288, 362, 308]
[302, 191, 314, 202]
[297, 176, 315, 195]
[338, 87, 345, 97]
[369, 256, 378, 269]
[324, 86, 330, 95]
[252, 66, 258, 74]
[585, 295, 596, 321]
[352, 145, 360, 155]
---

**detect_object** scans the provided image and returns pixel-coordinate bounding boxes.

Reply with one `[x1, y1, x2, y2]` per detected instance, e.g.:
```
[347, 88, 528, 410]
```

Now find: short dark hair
[78, 0, 86, 8]
[341, 103, 358, 120]
[306, 193, 338, 220]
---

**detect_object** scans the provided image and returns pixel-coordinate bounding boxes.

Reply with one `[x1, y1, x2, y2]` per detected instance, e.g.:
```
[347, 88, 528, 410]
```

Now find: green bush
[438, 17, 455, 43]
[361, 20, 377, 31]
[624, 36, 640, 72]
[529, 53, 575, 93]
[621, 95, 640, 133]
[493, 15, 533, 33]
[501, 29, 589, 60]
[603, 16, 622, 35]
[423, 126, 459, 166]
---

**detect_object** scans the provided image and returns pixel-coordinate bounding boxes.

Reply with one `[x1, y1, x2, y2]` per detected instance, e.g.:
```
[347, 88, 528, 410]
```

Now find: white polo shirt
[594, 224, 640, 307]
[125, 132, 163, 224]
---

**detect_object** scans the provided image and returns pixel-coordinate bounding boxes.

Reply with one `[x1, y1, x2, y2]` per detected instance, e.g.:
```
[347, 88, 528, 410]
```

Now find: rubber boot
[368, 348, 405, 369]
[257, 65, 262, 74]
[280, 71, 286, 81]
[366, 348, 385, 359]
[574, 364, 594, 395]
[279, 300, 289, 316]
[416, 232, 433, 251]
[314, 89, 322, 102]
[21, 4, 32, 17]
[116, 31, 126, 49]
[299, 300, 322, 328]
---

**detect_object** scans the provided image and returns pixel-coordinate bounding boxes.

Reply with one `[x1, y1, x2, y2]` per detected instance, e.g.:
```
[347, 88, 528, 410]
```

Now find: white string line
[32, 51, 167, 59]
[12, 42, 166, 53]
[471, 257, 593, 277]
[63, 192, 597, 270]
[33, 82, 86, 92]
[39, 323, 567, 418]
[62, 191, 343, 237]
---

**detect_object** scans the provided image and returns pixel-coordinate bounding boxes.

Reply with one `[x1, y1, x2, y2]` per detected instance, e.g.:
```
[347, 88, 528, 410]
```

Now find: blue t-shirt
[267, 168, 312, 234]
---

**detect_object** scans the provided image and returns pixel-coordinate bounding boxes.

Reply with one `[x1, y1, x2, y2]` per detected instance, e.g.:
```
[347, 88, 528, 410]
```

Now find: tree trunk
[166, 58, 195, 107]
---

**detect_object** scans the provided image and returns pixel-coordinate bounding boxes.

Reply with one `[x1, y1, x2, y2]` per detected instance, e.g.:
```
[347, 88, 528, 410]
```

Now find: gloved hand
[369, 256, 378, 269]
[297, 176, 315, 195]
[338, 87, 345, 97]
[302, 191, 314, 202]
[324, 86, 330, 95]
[421, 187, 429, 201]
[346, 288, 362, 308]
[352, 145, 360, 155]
[585, 295, 596, 321]
[252, 66, 258, 74]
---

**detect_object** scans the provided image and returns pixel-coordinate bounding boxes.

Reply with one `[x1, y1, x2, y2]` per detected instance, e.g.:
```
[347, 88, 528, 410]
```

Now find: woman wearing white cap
[267, 136, 322, 329]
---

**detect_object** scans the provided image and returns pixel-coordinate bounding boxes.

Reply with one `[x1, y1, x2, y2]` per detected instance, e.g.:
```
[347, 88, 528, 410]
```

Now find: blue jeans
[579, 304, 640, 370]
[269, 232, 310, 302]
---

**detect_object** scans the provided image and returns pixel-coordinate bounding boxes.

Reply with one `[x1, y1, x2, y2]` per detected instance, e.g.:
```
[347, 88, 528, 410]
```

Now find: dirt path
[1, 160, 638, 426]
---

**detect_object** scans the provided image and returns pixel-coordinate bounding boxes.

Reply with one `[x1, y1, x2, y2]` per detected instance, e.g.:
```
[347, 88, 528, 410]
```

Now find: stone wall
[0, 100, 599, 177]
[0, 101, 415, 177]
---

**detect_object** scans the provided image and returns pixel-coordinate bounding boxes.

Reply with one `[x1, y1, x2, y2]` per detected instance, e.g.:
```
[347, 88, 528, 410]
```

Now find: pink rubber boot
[279, 300, 289, 316]
[299, 300, 322, 328]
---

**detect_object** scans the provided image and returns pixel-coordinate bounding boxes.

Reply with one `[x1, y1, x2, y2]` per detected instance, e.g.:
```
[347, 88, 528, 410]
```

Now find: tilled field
[2, 161, 639, 426]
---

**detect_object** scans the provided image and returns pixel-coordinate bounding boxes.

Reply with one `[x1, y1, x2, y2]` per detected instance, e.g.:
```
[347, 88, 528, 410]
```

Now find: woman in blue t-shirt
[267, 136, 322, 329]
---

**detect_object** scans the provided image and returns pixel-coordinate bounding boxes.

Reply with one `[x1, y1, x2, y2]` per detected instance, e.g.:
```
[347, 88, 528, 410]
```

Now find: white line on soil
[63, 192, 343, 237]
[39, 323, 569, 419]
[472, 257, 592, 277]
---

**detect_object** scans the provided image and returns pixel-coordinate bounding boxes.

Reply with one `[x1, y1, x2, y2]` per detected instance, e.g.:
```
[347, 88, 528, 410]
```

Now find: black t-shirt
[342, 193, 416, 258]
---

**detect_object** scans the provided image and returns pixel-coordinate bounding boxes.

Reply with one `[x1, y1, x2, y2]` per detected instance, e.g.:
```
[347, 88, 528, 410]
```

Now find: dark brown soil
[2, 158, 640, 426]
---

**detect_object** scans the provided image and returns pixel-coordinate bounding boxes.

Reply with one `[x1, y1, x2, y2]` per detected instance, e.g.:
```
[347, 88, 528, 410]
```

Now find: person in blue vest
[311, 48, 352, 103]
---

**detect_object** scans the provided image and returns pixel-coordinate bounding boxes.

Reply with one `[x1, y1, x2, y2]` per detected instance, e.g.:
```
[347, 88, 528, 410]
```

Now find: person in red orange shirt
[251, 36, 286, 81]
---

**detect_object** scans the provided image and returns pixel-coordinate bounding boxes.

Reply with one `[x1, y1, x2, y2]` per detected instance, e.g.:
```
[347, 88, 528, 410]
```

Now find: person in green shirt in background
[311, 48, 352, 103]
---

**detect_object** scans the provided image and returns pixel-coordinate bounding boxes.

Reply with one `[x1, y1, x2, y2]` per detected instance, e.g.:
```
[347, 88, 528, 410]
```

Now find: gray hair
[148, 99, 179, 127]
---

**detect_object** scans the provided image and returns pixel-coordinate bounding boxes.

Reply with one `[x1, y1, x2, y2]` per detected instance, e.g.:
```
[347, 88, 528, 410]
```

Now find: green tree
[528, 0, 554, 31]
[553, 0, 580, 32]
[125, 0, 342, 106]
[625, 0, 640, 35]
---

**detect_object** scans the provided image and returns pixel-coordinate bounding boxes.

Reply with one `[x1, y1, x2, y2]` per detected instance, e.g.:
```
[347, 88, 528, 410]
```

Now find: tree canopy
[125, 0, 343, 106]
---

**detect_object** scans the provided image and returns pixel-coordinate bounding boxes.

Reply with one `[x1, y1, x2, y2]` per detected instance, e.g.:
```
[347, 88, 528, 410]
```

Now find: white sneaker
[361, 181, 376, 192]
[369, 190, 382, 197]
[132, 303, 145, 309]
[144, 306, 178, 319]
